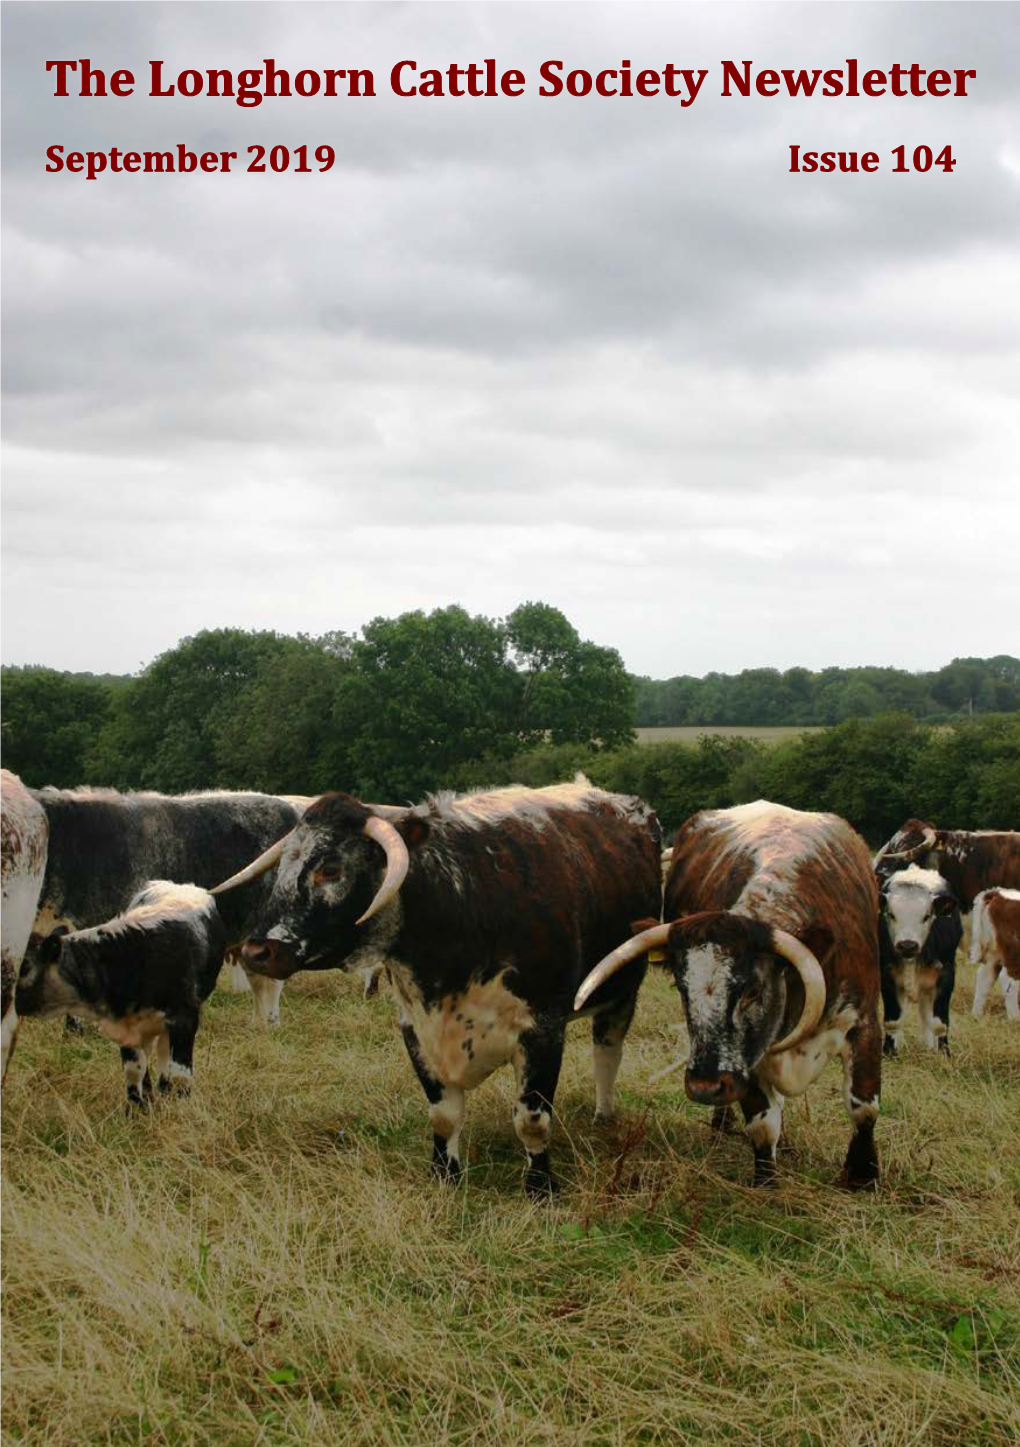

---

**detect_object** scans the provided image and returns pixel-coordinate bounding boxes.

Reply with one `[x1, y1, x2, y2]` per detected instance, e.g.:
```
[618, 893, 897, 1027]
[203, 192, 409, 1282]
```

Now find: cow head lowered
[879, 864, 958, 959]
[213, 794, 423, 978]
[574, 912, 828, 1106]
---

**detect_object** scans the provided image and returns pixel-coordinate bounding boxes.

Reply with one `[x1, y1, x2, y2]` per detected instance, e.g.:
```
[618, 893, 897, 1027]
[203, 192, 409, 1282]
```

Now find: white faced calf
[16, 881, 226, 1106]
[878, 865, 962, 1055]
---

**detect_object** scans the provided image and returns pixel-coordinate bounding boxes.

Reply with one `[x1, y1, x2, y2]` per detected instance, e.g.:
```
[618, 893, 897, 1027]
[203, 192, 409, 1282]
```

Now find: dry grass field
[3, 960, 1018, 1447]
[635, 726, 821, 746]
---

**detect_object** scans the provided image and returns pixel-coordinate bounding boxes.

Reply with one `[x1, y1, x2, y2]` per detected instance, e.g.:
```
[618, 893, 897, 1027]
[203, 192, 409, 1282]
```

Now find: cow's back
[665, 801, 878, 981]
[391, 788, 661, 1007]
[33, 789, 302, 945]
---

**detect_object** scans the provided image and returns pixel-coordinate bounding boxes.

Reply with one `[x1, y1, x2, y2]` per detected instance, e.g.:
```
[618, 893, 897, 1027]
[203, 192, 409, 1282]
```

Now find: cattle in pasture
[873, 819, 1020, 912]
[1, 771, 49, 1083]
[970, 888, 1020, 1022]
[878, 865, 962, 1055]
[27, 787, 307, 1027]
[17, 881, 226, 1105]
[215, 778, 662, 1193]
[576, 800, 881, 1189]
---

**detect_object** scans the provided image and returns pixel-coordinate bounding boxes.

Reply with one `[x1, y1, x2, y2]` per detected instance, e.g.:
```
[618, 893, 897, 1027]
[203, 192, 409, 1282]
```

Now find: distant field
[635, 725, 822, 746]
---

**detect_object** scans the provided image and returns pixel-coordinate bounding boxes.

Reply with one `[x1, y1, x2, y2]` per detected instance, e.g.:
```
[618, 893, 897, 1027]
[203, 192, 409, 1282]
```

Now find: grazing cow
[16, 881, 226, 1104]
[878, 865, 962, 1055]
[214, 779, 662, 1193]
[1, 771, 49, 1083]
[28, 787, 307, 1027]
[575, 800, 881, 1189]
[970, 888, 1020, 1021]
[874, 819, 1020, 912]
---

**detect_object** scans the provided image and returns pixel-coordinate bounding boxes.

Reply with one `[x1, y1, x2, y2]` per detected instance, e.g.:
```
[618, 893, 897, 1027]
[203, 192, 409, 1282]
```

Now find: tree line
[634, 656, 1020, 726]
[2, 607, 1017, 846]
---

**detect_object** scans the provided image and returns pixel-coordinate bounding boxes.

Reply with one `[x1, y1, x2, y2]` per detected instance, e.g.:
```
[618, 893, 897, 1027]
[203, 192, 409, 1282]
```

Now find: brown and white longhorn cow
[213, 779, 662, 1193]
[576, 800, 882, 1188]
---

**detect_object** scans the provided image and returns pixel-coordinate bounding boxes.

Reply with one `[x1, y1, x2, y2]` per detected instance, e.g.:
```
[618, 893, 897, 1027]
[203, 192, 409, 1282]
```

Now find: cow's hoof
[430, 1143, 462, 1184]
[64, 1015, 85, 1037]
[592, 1110, 616, 1127]
[751, 1155, 778, 1188]
[882, 1037, 897, 1058]
[711, 1105, 735, 1134]
[125, 1089, 153, 1114]
[525, 1153, 559, 1197]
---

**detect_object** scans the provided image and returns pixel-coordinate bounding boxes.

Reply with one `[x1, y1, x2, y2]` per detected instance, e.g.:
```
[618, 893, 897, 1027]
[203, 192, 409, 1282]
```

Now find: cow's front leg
[591, 990, 639, 1124]
[841, 1021, 881, 1189]
[513, 1027, 565, 1196]
[881, 964, 907, 1056]
[249, 974, 283, 1028]
[741, 1078, 784, 1186]
[120, 1044, 154, 1109]
[931, 963, 954, 1054]
[157, 1018, 197, 1097]
[1003, 976, 1020, 1021]
[399, 1020, 465, 1182]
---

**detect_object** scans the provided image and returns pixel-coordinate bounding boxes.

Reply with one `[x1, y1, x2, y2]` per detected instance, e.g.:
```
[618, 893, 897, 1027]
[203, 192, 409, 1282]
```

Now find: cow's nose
[685, 1071, 740, 1106]
[241, 939, 293, 977]
[895, 939, 918, 957]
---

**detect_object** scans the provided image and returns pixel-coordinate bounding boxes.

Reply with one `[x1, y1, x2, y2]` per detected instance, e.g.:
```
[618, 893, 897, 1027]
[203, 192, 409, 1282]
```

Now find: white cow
[1, 770, 49, 1081]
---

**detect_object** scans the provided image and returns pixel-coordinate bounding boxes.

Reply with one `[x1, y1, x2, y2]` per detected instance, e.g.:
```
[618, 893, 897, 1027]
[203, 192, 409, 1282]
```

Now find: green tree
[1, 667, 113, 787]
[507, 602, 635, 749]
[87, 629, 303, 791]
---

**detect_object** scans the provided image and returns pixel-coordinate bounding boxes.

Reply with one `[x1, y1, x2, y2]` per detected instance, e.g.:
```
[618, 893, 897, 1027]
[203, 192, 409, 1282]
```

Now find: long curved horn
[211, 831, 294, 895]
[357, 816, 410, 925]
[768, 929, 827, 1054]
[875, 825, 936, 866]
[573, 923, 672, 1012]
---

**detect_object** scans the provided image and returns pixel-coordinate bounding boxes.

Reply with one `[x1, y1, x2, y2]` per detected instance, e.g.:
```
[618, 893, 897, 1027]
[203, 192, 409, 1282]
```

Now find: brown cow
[970, 887, 1020, 1021]
[576, 800, 881, 1188]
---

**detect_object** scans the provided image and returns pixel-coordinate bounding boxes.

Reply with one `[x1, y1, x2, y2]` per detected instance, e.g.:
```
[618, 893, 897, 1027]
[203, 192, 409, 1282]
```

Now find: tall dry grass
[3, 961, 1018, 1446]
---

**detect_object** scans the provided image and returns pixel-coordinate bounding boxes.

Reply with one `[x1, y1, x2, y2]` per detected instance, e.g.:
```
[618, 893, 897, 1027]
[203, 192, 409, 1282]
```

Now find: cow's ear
[934, 893, 958, 917]
[797, 925, 834, 967]
[398, 816, 430, 850]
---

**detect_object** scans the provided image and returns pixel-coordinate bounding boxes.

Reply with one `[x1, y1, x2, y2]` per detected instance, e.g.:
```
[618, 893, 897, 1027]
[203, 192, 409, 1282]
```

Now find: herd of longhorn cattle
[2, 768, 1018, 1194]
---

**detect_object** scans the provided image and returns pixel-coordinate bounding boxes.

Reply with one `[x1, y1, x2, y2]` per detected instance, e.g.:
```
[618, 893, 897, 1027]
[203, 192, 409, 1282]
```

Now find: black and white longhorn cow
[214, 779, 662, 1193]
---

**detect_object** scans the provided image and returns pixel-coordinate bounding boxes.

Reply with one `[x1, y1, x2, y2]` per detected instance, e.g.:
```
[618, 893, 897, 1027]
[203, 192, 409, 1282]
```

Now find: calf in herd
[576, 801, 882, 1188]
[878, 865, 962, 1055]
[215, 779, 662, 1193]
[970, 888, 1020, 1021]
[16, 881, 226, 1105]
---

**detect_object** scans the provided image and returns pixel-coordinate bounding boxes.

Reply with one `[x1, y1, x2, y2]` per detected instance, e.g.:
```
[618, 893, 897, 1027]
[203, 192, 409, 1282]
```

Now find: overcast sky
[2, 2, 1018, 679]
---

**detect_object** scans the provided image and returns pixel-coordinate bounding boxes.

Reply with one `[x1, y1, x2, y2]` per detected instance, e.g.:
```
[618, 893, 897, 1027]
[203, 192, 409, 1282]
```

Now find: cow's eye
[313, 863, 344, 885]
[740, 985, 761, 1008]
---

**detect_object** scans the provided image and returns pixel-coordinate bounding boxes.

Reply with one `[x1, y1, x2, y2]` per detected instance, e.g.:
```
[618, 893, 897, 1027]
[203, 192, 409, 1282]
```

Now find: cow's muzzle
[894, 939, 919, 958]
[684, 1070, 745, 1106]
[241, 939, 299, 979]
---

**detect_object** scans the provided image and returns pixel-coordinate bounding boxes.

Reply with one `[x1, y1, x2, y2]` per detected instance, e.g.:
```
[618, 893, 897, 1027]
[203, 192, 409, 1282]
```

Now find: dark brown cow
[874, 819, 1020, 912]
[214, 778, 662, 1193]
[970, 887, 1020, 1021]
[576, 800, 881, 1188]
